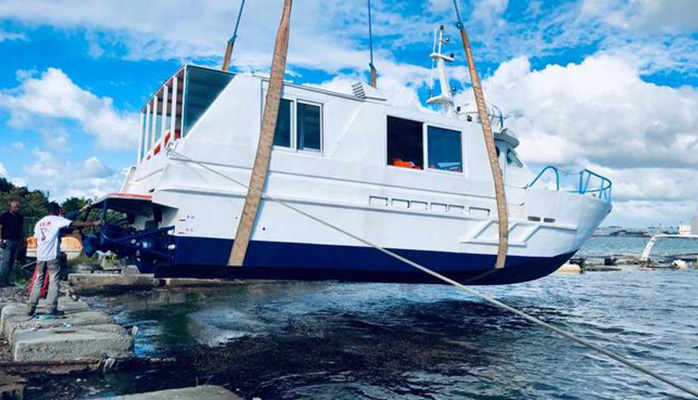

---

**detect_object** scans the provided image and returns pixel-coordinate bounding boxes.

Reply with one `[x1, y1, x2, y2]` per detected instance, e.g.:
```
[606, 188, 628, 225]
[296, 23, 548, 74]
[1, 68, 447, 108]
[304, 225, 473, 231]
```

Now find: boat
[82, 26, 612, 285]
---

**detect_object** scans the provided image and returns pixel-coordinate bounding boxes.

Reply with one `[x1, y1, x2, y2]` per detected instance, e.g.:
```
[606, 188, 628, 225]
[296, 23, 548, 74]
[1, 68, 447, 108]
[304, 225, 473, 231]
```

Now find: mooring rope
[168, 148, 698, 398]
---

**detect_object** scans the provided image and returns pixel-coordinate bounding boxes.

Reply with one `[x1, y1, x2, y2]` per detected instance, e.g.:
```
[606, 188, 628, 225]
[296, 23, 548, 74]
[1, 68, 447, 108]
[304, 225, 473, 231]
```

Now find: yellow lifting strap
[457, 25, 509, 269]
[221, 0, 248, 72]
[228, 0, 293, 266]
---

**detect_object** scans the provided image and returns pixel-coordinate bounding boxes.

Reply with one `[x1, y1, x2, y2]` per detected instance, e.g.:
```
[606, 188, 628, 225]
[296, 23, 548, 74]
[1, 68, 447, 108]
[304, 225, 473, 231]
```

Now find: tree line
[0, 177, 90, 235]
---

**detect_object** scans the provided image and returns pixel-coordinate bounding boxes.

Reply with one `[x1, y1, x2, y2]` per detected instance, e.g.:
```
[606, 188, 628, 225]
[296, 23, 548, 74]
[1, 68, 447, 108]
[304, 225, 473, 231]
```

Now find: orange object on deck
[392, 158, 421, 169]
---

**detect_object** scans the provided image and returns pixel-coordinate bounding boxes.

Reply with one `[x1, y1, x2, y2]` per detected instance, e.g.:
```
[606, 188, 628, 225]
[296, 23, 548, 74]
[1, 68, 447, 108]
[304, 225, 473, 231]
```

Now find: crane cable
[167, 147, 698, 398]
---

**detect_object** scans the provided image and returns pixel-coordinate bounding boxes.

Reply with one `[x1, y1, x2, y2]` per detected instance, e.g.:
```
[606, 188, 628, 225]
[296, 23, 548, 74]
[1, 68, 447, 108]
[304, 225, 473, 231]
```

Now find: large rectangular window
[428, 126, 462, 172]
[273, 99, 293, 147]
[182, 66, 234, 137]
[297, 102, 321, 151]
[387, 116, 423, 169]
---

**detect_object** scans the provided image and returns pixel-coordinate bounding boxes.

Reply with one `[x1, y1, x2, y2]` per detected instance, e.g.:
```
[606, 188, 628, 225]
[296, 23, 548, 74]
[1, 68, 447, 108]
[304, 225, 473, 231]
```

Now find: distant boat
[609, 229, 650, 238]
[82, 27, 612, 285]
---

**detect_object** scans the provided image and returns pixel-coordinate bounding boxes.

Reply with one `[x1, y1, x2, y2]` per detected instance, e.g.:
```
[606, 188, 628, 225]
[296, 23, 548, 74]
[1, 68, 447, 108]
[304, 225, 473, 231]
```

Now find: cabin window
[273, 99, 293, 148]
[507, 149, 523, 167]
[427, 126, 462, 172]
[182, 66, 234, 137]
[387, 116, 423, 169]
[154, 95, 162, 142]
[139, 111, 148, 161]
[297, 102, 321, 151]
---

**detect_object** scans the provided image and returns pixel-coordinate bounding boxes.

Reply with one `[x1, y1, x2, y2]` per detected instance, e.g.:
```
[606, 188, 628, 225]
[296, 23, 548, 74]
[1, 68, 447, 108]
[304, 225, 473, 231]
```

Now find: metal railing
[527, 166, 612, 201]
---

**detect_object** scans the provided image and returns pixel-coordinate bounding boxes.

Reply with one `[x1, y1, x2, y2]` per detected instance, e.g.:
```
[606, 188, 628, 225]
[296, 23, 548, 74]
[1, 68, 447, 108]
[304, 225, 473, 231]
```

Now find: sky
[0, 0, 696, 227]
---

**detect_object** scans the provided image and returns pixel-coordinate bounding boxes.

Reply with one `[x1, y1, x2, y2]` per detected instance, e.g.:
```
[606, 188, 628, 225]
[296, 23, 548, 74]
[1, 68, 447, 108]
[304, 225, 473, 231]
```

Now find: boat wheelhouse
[84, 29, 612, 285]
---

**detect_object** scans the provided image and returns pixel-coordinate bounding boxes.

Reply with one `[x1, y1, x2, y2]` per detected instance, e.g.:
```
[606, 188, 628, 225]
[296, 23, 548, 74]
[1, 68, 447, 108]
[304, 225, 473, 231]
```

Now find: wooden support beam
[458, 26, 509, 269]
[228, 0, 293, 266]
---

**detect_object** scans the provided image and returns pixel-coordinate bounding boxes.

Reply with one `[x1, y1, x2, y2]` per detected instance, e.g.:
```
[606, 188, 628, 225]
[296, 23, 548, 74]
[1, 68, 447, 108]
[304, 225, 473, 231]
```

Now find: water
[31, 238, 698, 400]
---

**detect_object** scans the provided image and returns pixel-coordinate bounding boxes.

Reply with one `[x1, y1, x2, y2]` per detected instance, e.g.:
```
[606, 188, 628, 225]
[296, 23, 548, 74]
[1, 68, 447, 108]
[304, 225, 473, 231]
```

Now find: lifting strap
[453, 0, 509, 268]
[228, 0, 293, 266]
[367, 0, 377, 88]
[222, 0, 248, 72]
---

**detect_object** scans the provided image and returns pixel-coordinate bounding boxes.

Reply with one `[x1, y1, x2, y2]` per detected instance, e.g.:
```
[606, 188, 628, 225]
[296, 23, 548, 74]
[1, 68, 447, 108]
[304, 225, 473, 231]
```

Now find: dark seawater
[32, 239, 698, 399]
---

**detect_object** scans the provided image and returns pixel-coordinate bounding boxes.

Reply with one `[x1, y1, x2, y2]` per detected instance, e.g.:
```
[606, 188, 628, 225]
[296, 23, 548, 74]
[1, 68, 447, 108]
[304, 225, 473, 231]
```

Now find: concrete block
[1, 299, 92, 338]
[5, 310, 112, 343]
[68, 273, 158, 294]
[103, 385, 242, 400]
[12, 323, 133, 361]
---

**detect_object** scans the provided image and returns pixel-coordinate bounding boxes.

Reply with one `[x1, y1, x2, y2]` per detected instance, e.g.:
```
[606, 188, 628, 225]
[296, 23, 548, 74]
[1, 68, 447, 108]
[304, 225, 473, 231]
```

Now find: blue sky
[0, 0, 697, 226]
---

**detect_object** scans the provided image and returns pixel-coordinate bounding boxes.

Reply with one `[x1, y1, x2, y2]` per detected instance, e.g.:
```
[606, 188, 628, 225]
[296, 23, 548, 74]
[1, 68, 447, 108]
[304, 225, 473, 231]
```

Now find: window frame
[384, 113, 465, 176]
[269, 95, 324, 156]
[425, 124, 465, 175]
[272, 98, 296, 152]
[295, 99, 323, 153]
[385, 114, 426, 172]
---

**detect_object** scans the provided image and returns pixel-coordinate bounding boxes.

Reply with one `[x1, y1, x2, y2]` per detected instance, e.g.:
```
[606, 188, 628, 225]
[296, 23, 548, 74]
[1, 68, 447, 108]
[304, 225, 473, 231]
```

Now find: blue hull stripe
[163, 236, 575, 285]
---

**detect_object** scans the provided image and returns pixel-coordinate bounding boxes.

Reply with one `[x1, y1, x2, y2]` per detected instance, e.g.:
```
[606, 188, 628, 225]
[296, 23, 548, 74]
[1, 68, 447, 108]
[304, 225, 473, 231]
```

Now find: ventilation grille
[352, 82, 367, 99]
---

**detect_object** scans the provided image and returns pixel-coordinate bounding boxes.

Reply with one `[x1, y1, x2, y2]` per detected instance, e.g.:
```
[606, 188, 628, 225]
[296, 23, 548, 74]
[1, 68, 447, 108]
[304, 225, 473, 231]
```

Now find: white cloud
[471, 0, 509, 28]
[11, 141, 24, 150]
[582, 0, 698, 34]
[23, 150, 120, 200]
[0, 29, 26, 42]
[450, 54, 698, 226]
[427, 0, 453, 13]
[0, 162, 26, 187]
[0, 0, 404, 74]
[468, 55, 698, 169]
[0, 68, 139, 151]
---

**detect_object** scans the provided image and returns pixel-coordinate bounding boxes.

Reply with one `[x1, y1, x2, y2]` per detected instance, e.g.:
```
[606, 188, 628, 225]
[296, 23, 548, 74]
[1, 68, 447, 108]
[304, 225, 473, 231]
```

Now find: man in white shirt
[28, 202, 101, 317]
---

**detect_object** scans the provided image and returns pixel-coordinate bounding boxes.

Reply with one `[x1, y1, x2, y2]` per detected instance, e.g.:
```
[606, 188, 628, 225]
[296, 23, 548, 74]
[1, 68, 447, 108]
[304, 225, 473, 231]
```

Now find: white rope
[167, 148, 698, 398]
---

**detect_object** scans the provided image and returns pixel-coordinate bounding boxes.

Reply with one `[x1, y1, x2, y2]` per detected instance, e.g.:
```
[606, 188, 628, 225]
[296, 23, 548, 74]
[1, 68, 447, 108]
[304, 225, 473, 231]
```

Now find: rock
[102, 385, 242, 400]
[122, 265, 141, 275]
[0, 374, 25, 400]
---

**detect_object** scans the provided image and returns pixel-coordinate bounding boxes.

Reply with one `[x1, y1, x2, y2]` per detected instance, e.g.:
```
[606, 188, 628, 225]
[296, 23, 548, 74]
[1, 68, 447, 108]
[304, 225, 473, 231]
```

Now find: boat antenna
[429, 27, 436, 97]
[222, 0, 248, 72]
[452, 0, 509, 269]
[367, 0, 377, 88]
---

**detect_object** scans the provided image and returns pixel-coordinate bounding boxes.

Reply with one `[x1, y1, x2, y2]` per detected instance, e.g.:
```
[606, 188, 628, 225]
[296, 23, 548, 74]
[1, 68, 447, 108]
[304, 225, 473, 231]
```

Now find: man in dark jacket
[0, 201, 24, 286]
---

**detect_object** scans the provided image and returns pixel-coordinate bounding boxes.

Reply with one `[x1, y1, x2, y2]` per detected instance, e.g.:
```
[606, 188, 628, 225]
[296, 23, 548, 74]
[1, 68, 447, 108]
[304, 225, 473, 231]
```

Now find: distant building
[679, 218, 698, 236]
[679, 224, 691, 236]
